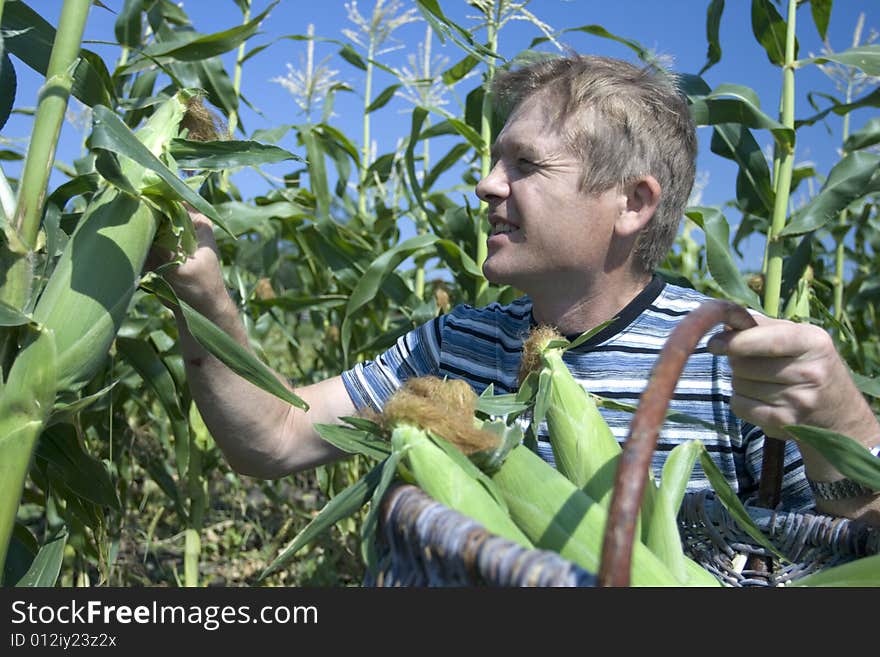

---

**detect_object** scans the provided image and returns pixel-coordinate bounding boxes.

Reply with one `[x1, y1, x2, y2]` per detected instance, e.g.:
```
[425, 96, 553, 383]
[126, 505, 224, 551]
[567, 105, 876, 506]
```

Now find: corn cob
[28, 92, 191, 392]
[491, 442, 679, 586]
[386, 376, 680, 585]
[520, 326, 623, 508]
[389, 423, 534, 549]
[382, 377, 533, 549]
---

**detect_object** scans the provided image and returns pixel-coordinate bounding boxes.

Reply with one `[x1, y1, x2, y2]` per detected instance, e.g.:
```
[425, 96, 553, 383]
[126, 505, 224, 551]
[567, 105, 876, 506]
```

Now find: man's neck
[528, 271, 653, 336]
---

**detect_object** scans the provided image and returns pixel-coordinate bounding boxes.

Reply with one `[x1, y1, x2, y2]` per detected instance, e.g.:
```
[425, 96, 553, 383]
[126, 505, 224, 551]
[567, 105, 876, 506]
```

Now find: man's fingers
[707, 319, 824, 359]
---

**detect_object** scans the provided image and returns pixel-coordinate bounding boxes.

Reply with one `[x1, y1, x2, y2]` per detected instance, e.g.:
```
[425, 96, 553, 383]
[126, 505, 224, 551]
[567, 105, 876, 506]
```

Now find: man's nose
[475, 161, 509, 203]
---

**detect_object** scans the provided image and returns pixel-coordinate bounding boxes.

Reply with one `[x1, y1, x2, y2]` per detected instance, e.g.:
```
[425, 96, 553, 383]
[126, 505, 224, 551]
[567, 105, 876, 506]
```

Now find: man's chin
[482, 262, 521, 289]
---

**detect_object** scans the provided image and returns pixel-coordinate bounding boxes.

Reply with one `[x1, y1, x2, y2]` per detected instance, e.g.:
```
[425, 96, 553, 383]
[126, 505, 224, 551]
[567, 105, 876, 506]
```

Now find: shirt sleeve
[340, 315, 445, 413]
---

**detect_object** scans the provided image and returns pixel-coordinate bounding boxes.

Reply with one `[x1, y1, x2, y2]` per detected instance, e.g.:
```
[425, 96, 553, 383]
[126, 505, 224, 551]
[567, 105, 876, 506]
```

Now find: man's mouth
[489, 220, 519, 236]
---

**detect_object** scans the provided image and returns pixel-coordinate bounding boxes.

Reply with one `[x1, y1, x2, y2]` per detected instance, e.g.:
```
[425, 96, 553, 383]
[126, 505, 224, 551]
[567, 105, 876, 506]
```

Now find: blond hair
[492, 55, 697, 273]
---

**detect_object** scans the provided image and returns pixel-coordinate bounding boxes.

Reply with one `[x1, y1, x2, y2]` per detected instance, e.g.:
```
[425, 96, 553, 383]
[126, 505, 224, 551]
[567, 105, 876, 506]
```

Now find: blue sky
[3, 0, 878, 271]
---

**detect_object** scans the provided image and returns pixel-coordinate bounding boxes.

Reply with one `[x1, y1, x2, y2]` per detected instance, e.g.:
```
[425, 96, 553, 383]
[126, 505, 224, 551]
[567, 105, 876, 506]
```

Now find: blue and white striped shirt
[342, 276, 813, 511]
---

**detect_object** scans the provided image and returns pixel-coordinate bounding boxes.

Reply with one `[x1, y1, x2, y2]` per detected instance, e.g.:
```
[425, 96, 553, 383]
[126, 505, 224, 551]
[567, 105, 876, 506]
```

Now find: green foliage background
[0, 0, 877, 587]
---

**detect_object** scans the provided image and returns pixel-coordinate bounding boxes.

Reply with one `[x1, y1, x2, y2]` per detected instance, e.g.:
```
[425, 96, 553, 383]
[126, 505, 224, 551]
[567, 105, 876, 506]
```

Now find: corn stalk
[754, 0, 800, 513]
[0, 0, 91, 352]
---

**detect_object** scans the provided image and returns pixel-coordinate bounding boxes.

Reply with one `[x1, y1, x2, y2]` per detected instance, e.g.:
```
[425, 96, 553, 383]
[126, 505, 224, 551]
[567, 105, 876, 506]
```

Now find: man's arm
[708, 314, 880, 524]
[161, 212, 353, 478]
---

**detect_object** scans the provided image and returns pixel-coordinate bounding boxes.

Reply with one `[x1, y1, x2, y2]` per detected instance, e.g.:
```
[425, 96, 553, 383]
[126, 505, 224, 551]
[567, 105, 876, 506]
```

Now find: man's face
[475, 95, 624, 295]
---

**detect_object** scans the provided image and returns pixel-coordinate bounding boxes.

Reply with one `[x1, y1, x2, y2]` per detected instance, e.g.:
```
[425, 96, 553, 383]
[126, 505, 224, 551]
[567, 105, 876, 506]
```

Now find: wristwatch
[808, 444, 880, 501]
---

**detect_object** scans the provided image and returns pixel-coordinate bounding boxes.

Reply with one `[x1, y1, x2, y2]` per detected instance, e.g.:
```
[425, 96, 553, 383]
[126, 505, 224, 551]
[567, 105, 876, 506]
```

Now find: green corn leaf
[415, 0, 498, 63]
[360, 452, 404, 577]
[47, 383, 116, 428]
[3, 524, 38, 586]
[792, 554, 880, 587]
[783, 425, 880, 492]
[142, 274, 309, 412]
[2, 0, 115, 108]
[851, 372, 880, 399]
[751, 0, 797, 66]
[802, 45, 880, 77]
[337, 416, 385, 435]
[699, 0, 725, 75]
[797, 86, 880, 128]
[338, 44, 367, 71]
[254, 294, 348, 314]
[169, 139, 302, 170]
[115, 0, 145, 48]
[565, 320, 614, 351]
[36, 424, 119, 509]
[298, 125, 330, 221]
[0, 300, 31, 326]
[688, 87, 794, 148]
[260, 458, 385, 580]
[313, 423, 391, 461]
[0, 51, 16, 133]
[341, 232, 438, 363]
[710, 123, 774, 215]
[93, 149, 139, 196]
[441, 52, 479, 85]
[366, 84, 401, 114]
[596, 396, 720, 432]
[434, 239, 483, 279]
[424, 142, 472, 192]
[686, 207, 762, 309]
[314, 124, 361, 166]
[780, 152, 880, 237]
[405, 106, 430, 215]
[117, 337, 191, 478]
[809, 0, 832, 41]
[475, 391, 530, 418]
[844, 117, 880, 152]
[214, 200, 307, 235]
[88, 105, 233, 237]
[698, 447, 786, 561]
[14, 530, 67, 587]
[120, 1, 279, 72]
[532, 24, 650, 61]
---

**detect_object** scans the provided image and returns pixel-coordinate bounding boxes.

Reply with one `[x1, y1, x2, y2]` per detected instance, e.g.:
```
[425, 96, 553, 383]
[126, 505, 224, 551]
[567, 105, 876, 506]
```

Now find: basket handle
[597, 299, 783, 587]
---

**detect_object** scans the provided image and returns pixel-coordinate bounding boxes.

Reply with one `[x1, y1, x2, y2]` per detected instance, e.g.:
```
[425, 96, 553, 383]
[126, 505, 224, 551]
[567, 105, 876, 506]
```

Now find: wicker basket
[365, 482, 596, 587]
[366, 483, 880, 587]
[365, 300, 880, 587]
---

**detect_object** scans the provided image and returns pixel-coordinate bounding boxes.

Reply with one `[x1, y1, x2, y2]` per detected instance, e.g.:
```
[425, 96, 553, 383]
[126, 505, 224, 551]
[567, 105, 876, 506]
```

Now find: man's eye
[517, 158, 536, 169]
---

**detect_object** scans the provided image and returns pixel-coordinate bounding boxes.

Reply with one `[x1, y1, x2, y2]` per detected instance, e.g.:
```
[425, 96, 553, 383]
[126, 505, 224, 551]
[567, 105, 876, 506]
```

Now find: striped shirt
[342, 276, 814, 512]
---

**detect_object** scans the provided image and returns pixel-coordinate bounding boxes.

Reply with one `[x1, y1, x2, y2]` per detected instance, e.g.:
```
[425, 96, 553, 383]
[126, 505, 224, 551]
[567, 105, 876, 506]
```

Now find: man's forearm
[173, 294, 295, 478]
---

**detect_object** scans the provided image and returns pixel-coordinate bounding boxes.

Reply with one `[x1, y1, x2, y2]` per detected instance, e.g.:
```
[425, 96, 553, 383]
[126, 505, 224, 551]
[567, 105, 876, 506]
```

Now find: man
[165, 55, 880, 523]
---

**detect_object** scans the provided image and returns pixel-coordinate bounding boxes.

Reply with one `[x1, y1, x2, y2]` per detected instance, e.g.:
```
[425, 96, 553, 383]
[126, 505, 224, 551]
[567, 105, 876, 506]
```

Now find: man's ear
[616, 176, 661, 237]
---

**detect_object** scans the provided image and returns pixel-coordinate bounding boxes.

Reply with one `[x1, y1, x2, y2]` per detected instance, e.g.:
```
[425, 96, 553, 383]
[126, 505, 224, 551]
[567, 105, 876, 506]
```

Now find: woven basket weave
[365, 482, 597, 586]
[366, 483, 879, 587]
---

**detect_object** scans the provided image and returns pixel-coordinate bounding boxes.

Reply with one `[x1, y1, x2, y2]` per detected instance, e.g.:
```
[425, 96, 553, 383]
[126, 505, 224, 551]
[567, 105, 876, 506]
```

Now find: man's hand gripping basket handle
[598, 300, 771, 587]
